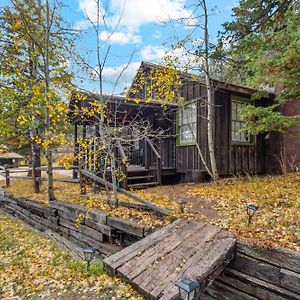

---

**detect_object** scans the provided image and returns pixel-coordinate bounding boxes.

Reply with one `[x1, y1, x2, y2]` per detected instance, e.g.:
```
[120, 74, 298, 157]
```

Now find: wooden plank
[206, 280, 259, 300]
[45, 230, 84, 259]
[68, 229, 118, 255]
[107, 216, 144, 238]
[139, 224, 220, 295]
[157, 232, 236, 300]
[84, 218, 112, 237]
[237, 241, 300, 273]
[280, 269, 300, 294]
[120, 222, 202, 282]
[81, 170, 170, 215]
[104, 219, 185, 271]
[230, 253, 281, 285]
[50, 201, 107, 224]
[219, 268, 300, 300]
[105, 220, 236, 300]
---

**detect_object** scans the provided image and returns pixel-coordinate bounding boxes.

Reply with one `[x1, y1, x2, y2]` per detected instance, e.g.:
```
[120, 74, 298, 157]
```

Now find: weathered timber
[59, 217, 104, 242]
[50, 201, 107, 224]
[68, 229, 119, 255]
[104, 219, 186, 273]
[280, 269, 300, 294]
[84, 218, 112, 237]
[81, 170, 170, 216]
[219, 268, 300, 300]
[36, 177, 80, 183]
[206, 280, 259, 300]
[107, 216, 144, 238]
[237, 241, 300, 274]
[44, 230, 85, 259]
[104, 220, 236, 300]
[230, 252, 281, 285]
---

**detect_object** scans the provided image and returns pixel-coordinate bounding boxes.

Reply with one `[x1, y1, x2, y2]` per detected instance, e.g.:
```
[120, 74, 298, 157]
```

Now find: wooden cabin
[0, 152, 24, 167]
[69, 62, 280, 188]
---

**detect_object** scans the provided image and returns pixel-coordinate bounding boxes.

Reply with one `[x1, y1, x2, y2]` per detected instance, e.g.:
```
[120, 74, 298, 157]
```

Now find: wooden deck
[104, 219, 236, 300]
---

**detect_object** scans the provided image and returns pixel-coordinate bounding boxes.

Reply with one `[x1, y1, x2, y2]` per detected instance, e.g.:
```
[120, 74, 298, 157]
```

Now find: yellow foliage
[3, 173, 300, 250]
[189, 174, 300, 251]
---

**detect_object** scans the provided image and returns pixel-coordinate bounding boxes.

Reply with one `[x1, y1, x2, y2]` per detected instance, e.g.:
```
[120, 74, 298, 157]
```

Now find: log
[81, 170, 170, 215]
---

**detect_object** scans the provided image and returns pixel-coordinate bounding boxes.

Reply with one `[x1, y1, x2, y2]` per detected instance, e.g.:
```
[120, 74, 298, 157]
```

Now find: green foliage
[240, 104, 299, 135]
[222, 0, 300, 134]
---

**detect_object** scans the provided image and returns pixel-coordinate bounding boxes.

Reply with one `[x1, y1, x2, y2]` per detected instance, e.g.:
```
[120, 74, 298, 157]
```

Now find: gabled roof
[0, 152, 24, 159]
[129, 61, 275, 99]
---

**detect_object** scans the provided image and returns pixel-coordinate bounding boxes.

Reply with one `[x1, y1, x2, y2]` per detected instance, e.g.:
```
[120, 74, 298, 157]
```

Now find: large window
[177, 102, 197, 145]
[231, 99, 252, 143]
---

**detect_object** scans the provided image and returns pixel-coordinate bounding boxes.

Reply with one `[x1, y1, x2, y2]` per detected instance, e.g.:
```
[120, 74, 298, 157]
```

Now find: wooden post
[82, 123, 87, 169]
[73, 123, 79, 179]
[5, 165, 10, 188]
[157, 140, 162, 185]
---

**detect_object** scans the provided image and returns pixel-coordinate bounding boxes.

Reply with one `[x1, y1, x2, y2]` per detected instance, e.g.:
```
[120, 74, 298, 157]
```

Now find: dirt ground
[146, 183, 220, 221]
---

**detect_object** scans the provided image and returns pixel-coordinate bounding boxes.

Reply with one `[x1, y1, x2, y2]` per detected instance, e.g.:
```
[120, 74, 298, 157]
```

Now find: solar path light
[246, 204, 259, 225]
[175, 278, 199, 300]
[83, 247, 96, 271]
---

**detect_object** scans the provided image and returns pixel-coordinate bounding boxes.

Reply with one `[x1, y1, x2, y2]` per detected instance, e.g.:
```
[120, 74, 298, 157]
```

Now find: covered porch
[69, 92, 177, 189]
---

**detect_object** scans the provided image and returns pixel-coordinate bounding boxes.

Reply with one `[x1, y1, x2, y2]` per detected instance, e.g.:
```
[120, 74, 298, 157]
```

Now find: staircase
[126, 165, 159, 189]
[80, 136, 176, 190]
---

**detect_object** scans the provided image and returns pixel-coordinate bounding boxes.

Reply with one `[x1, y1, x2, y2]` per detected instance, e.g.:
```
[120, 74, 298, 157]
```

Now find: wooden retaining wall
[203, 241, 300, 300]
[0, 190, 146, 255]
[1, 190, 299, 299]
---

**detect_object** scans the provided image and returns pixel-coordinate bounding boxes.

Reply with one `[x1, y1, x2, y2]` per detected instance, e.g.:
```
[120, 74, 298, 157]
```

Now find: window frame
[231, 96, 255, 145]
[176, 100, 198, 146]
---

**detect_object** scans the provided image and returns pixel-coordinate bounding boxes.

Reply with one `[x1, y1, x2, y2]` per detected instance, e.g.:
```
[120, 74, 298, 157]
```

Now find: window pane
[178, 102, 197, 143]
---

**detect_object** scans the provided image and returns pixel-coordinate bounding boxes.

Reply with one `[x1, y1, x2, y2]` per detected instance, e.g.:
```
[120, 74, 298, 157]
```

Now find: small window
[231, 99, 252, 143]
[177, 102, 197, 145]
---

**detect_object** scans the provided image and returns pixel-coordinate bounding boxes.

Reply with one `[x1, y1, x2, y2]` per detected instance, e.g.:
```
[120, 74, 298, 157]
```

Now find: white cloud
[140, 45, 166, 61]
[107, 0, 193, 32]
[76, 0, 193, 41]
[101, 61, 141, 89]
[99, 31, 141, 45]
[140, 44, 194, 66]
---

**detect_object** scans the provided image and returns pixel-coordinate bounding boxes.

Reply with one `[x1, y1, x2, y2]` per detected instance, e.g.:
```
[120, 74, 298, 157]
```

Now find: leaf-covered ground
[1, 173, 300, 250]
[0, 211, 143, 299]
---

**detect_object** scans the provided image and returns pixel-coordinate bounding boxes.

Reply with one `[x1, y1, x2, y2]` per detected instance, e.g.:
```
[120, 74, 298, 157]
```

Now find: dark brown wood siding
[176, 83, 267, 176]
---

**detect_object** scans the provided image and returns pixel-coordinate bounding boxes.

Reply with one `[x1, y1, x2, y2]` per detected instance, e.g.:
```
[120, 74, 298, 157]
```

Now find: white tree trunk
[203, 0, 219, 181]
[45, 0, 55, 201]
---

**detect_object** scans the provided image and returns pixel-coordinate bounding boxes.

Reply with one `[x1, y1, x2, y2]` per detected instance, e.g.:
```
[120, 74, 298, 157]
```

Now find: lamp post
[246, 204, 259, 225]
[178, 199, 187, 213]
[83, 247, 96, 271]
[175, 278, 199, 300]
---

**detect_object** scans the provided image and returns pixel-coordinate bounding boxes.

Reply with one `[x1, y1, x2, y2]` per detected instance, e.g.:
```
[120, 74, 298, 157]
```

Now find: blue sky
[4, 0, 237, 93]
[60, 0, 238, 93]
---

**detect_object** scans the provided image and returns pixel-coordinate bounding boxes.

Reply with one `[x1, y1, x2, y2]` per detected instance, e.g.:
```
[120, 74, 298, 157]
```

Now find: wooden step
[128, 175, 155, 181]
[128, 181, 159, 189]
